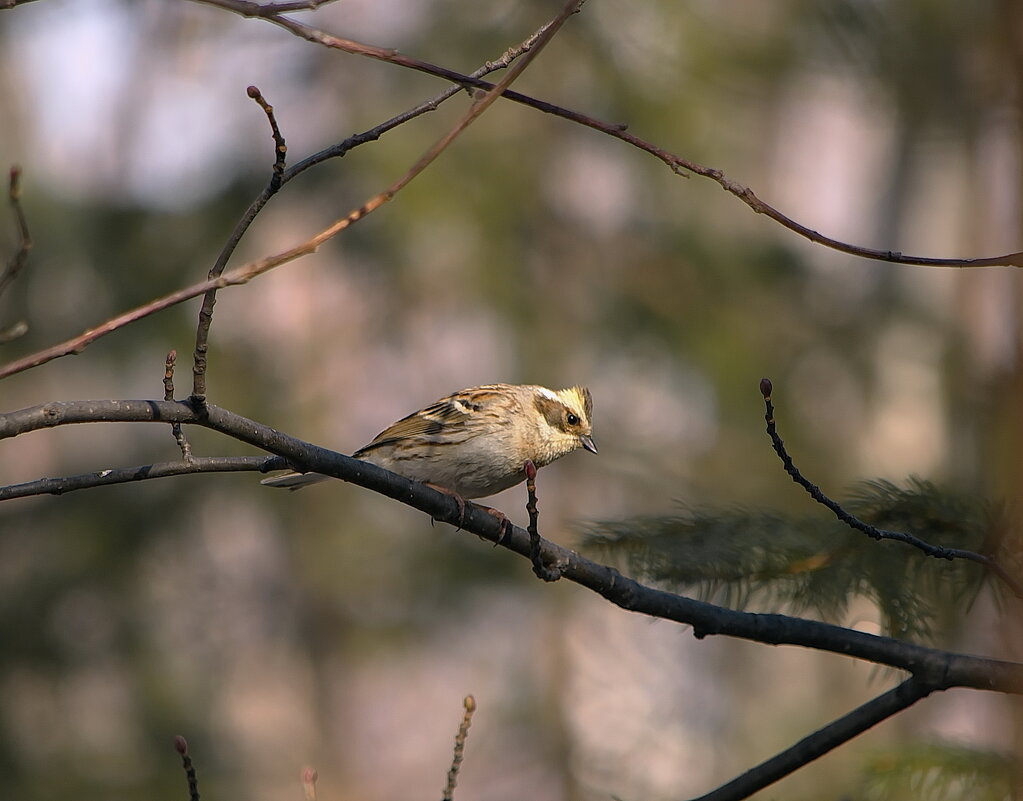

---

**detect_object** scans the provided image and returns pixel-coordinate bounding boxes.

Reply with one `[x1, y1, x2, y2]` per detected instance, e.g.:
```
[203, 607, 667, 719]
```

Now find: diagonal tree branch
[186, 19, 561, 402]
[2, 398, 1021, 693]
[690, 677, 932, 801]
[0, 0, 581, 384]
[220, 6, 1022, 270]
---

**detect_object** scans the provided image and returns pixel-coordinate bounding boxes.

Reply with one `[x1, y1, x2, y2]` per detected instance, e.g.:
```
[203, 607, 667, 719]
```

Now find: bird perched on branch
[261, 383, 597, 498]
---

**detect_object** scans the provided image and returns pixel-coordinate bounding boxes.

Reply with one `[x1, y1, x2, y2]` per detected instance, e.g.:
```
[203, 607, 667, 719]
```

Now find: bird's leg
[424, 483, 511, 541]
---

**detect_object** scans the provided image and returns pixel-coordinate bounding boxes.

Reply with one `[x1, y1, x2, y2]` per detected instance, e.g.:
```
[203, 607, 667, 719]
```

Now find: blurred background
[0, 0, 1021, 799]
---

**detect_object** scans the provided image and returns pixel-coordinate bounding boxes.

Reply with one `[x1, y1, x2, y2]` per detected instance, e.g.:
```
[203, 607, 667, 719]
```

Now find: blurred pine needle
[856, 741, 1014, 801]
[581, 478, 1016, 643]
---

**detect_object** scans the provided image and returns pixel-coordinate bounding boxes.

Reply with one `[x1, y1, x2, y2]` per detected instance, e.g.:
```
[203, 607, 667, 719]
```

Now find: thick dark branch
[690, 678, 931, 801]
[2, 398, 1021, 692]
[759, 379, 1023, 599]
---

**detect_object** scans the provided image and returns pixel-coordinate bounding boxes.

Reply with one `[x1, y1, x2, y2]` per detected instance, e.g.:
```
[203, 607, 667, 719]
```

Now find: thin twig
[441, 695, 477, 801]
[188, 9, 577, 403]
[192, 85, 289, 403]
[187, 54, 522, 397]
[759, 378, 1023, 599]
[247, 86, 287, 190]
[164, 349, 192, 459]
[284, 19, 560, 183]
[302, 767, 318, 801]
[689, 677, 931, 801]
[173, 736, 201, 801]
[191, 0, 341, 16]
[246, 11, 1023, 270]
[0, 455, 286, 500]
[0, 264, 250, 380]
[1, 165, 32, 304]
[0, 2, 582, 384]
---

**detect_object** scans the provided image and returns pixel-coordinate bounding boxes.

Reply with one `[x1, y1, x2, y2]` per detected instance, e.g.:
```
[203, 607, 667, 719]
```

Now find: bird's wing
[354, 394, 483, 455]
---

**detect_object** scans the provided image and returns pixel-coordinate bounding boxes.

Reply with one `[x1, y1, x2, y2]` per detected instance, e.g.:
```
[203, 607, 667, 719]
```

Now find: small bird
[261, 383, 597, 498]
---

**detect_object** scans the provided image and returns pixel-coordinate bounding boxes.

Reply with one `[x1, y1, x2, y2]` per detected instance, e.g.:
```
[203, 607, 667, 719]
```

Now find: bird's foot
[425, 482, 468, 530]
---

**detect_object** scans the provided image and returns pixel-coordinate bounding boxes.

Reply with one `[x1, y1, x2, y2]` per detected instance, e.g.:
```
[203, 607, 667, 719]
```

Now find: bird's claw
[425, 482, 468, 530]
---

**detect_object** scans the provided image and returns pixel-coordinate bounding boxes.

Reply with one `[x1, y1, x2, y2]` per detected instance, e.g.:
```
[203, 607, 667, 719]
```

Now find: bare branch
[1, 165, 32, 343]
[2, 398, 1021, 692]
[190, 0, 342, 17]
[441, 696, 477, 801]
[174, 736, 201, 801]
[243, 12, 1023, 270]
[302, 767, 318, 801]
[285, 19, 561, 182]
[0, 1, 582, 384]
[164, 349, 192, 459]
[690, 678, 931, 801]
[0, 455, 284, 500]
[0, 265, 243, 380]
[184, 4, 579, 403]
[759, 378, 1023, 599]
[191, 85, 289, 402]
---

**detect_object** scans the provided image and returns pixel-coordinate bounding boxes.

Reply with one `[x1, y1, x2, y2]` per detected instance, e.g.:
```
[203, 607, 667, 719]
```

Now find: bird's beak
[580, 434, 598, 454]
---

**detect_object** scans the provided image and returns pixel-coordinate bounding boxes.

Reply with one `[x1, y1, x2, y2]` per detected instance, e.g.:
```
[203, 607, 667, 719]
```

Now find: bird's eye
[566, 413, 580, 426]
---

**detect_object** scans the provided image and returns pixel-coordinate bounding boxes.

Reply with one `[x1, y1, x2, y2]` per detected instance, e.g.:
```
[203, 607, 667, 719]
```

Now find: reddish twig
[302, 767, 318, 801]
[186, 27, 559, 400]
[759, 378, 1023, 599]
[247, 11, 1023, 270]
[0, 1, 582, 383]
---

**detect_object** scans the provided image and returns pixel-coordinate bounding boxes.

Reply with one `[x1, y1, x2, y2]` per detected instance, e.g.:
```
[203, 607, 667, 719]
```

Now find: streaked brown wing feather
[354, 395, 479, 455]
